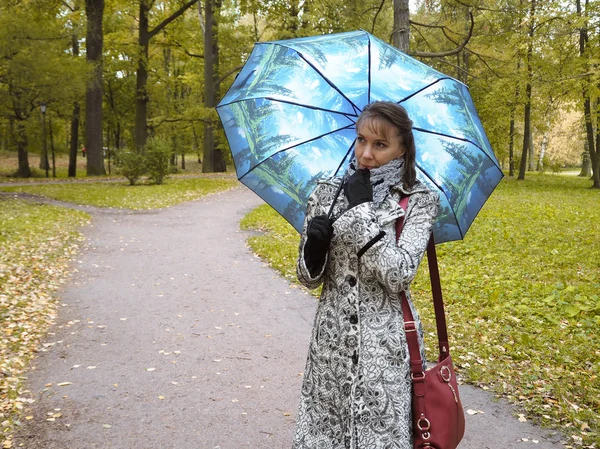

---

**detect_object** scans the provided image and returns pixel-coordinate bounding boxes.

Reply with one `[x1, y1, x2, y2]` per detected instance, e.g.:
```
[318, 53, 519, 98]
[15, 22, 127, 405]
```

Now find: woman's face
[355, 118, 406, 169]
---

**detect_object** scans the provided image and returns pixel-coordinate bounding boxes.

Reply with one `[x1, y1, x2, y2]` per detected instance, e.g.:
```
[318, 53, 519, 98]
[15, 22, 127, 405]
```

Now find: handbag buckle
[440, 365, 452, 382]
[417, 416, 431, 431]
[404, 321, 417, 333]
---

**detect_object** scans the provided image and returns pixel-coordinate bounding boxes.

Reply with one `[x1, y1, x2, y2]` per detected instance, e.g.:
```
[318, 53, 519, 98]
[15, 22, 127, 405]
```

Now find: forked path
[15, 187, 564, 448]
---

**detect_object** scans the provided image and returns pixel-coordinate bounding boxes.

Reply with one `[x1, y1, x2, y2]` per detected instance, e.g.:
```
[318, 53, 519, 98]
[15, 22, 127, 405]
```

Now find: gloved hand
[304, 215, 333, 276]
[344, 168, 373, 208]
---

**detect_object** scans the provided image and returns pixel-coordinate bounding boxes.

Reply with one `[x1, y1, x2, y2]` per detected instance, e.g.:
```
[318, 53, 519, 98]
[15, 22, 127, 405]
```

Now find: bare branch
[371, 0, 386, 34]
[168, 40, 204, 58]
[409, 12, 474, 58]
[149, 0, 200, 39]
[215, 65, 244, 87]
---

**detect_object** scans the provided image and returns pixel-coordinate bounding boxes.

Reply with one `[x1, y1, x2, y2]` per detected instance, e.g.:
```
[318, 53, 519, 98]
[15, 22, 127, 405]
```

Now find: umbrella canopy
[217, 30, 503, 244]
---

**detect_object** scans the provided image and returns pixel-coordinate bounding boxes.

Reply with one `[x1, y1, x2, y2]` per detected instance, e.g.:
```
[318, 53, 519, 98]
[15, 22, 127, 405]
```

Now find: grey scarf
[345, 156, 405, 207]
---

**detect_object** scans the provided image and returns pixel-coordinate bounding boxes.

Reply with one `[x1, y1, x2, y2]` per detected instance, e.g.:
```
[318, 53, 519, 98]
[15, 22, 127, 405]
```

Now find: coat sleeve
[334, 190, 440, 295]
[296, 185, 329, 289]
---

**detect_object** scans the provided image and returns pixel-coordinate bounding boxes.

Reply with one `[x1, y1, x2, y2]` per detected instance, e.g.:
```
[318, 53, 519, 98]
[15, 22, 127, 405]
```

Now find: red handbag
[397, 197, 465, 449]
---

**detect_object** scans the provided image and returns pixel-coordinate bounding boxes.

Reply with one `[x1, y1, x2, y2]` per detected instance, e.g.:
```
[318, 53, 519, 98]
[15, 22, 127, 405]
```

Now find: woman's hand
[304, 215, 333, 276]
[344, 168, 373, 208]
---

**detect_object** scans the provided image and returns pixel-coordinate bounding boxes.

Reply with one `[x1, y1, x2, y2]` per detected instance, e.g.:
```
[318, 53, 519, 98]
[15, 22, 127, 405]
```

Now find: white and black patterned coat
[293, 176, 440, 449]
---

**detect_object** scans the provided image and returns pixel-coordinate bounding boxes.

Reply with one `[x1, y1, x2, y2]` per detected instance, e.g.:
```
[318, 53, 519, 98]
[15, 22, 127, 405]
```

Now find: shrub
[115, 150, 146, 185]
[145, 138, 173, 185]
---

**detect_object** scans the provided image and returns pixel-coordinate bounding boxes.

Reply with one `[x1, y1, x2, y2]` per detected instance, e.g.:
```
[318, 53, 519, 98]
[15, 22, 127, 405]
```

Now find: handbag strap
[396, 197, 450, 379]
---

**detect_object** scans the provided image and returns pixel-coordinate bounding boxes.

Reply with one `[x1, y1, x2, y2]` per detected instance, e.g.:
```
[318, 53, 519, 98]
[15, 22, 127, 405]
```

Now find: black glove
[344, 168, 373, 208]
[304, 215, 333, 277]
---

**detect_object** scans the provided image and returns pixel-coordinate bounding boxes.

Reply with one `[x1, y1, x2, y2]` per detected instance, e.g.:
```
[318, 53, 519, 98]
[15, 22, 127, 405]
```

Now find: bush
[145, 138, 173, 185]
[115, 151, 146, 185]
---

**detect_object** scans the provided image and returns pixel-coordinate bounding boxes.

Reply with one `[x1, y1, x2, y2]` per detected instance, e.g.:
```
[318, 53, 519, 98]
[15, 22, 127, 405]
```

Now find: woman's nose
[363, 145, 373, 159]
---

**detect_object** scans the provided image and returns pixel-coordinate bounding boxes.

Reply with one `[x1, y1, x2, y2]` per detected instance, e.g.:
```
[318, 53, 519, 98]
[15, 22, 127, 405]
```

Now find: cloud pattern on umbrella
[217, 30, 503, 243]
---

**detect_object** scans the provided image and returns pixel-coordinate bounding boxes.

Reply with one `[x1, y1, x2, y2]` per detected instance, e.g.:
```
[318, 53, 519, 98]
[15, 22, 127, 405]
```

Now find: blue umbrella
[216, 30, 503, 244]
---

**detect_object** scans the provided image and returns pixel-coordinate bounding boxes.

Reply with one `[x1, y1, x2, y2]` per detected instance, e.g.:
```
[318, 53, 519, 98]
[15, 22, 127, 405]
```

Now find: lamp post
[40, 103, 49, 178]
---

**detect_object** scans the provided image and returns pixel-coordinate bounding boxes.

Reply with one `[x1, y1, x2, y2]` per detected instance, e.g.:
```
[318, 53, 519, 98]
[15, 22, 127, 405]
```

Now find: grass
[240, 173, 600, 448]
[0, 199, 90, 445]
[0, 176, 239, 210]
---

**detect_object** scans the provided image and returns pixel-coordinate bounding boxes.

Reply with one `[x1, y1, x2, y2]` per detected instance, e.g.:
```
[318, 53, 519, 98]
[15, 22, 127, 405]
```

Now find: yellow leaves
[0, 199, 88, 440]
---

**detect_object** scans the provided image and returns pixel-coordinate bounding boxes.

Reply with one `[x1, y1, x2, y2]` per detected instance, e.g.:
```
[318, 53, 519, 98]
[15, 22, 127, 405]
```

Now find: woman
[293, 101, 440, 449]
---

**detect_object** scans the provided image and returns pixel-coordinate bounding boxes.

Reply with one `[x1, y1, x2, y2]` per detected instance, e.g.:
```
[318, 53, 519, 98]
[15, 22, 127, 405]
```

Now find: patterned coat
[293, 176, 440, 449]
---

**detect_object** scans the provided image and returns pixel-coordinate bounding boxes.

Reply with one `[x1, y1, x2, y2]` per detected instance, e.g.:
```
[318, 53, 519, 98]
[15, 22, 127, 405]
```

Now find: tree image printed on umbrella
[217, 30, 503, 244]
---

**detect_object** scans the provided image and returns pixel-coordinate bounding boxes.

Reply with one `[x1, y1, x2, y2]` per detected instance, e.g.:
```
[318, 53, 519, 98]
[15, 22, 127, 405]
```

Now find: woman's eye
[356, 136, 365, 143]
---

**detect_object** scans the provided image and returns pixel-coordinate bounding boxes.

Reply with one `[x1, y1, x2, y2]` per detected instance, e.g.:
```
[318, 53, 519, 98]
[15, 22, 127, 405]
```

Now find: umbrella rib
[397, 77, 455, 103]
[238, 124, 357, 182]
[218, 96, 359, 121]
[264, 41, 363, 113]
[413, 127, 501, 170]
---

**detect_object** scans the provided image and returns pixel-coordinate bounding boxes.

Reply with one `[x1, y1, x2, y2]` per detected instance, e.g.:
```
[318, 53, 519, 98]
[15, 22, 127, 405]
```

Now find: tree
[393, 0, 410, 52]
[0, 1, 86, 178]
[134, 0, 200, 152]
[202, 0, 225, 172]
[64, 0, 85, 177]
[85, 0, 106, 175]
[517, 0, 536, 181]
[577, 0, 600, 188]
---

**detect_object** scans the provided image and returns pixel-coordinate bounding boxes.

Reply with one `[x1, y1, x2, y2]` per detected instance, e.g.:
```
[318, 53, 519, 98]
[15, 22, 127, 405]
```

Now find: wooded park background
[0, 0, 599, 187]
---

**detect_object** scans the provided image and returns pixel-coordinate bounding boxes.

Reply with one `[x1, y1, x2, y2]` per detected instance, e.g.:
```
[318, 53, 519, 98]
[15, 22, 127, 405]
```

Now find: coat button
[352, 351, 359, 364]
[348, 276, 356, 287]
[349, 314, 358, 324]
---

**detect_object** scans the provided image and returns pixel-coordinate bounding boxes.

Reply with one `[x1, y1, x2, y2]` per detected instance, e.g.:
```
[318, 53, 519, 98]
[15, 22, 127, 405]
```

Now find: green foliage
[240, 173, 600, 446]
[0, 177, 239, 209]
[115, 151, 146, 185]
[144, 138, 173, 185]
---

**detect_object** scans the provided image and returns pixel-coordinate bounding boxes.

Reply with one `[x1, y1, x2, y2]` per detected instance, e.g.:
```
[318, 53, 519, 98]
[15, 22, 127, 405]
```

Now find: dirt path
[13, 187, 565, 448]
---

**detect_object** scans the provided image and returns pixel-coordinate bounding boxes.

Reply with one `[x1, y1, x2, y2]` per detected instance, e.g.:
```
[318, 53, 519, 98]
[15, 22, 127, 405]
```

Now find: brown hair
[355, 101, 417, 188]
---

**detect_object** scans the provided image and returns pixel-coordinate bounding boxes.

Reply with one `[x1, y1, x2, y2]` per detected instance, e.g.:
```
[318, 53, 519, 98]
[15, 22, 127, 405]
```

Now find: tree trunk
[202, 0, 214, 172]
[577, 0, 600, 188]
[579, 141, 591, 177]
[518, 0, 535, 181]
[85, 0, 106, 175]
[13, 118, 31, 178]
[537, 130, 548, 172]
[508, 117, 515, 176]
[69, 103, 81, 177]
[393, 0, 410, 52]
[69, 33, 80, 177]
[508, 60, 521, 178]
[134, 0, 199, 152]
[202, 0, 224, 173]
[528, 132, 535, 171]
[135, 0, 151, 152]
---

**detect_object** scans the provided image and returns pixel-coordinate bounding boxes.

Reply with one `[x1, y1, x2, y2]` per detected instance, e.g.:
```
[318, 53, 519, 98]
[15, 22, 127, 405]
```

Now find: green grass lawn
[241, 173, 600, 448]
[0, 176, 239, 209]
